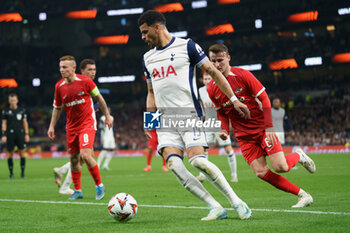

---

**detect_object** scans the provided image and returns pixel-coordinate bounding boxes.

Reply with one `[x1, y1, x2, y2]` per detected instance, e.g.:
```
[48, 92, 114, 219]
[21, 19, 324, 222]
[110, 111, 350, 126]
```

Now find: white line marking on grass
[0, 199, 349, 216]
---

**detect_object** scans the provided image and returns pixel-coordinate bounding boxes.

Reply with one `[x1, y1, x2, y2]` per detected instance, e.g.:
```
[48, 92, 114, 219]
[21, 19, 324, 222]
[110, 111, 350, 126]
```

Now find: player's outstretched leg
[97, 150, 107, 168]
[59, 167, 74, 195]
[102, 151, 113, 170]
[227, 150, 238, 183]
[167, 154, 227, 221]
[68, 170, 83, 200]
[8, 157, 14, 178]
[161, 157, 168, 172]
[143, 150, 153, 172]
[295, 148, 316, 173]
[189, 155, 251, 220]
[54, 162, 70, 188]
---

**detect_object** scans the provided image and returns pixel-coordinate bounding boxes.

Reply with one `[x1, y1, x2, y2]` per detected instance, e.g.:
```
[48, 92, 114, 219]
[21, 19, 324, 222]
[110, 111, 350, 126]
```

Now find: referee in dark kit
[1, 93, 30, 178]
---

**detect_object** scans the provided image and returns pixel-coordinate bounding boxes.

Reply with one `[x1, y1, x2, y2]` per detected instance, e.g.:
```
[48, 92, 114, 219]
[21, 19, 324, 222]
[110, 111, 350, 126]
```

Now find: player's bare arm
[22, 118, 30, 143]
[200, 61, 251, 119]
[94, 94, 113, 129]
[145, 82, 156, 140]
[48, 107, 62, 140]
[1, 119, 7, 143]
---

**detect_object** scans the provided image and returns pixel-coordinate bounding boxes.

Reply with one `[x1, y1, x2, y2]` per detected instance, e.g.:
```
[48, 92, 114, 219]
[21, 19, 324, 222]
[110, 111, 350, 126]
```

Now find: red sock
[71, 170, 82, 190]
[147, 153, 153, 166]
[88, 165, 102, 186]
[261, 170, 300, 195]
[162, 157, 166, 166]
[285, 152, 300, 171]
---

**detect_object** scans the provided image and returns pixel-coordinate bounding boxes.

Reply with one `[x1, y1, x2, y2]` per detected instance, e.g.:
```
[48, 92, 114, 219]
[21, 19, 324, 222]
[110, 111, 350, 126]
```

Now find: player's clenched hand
[48, 127, 55, 140]
[105, 115, 113, 129]
[144, 129, 152, 140]
[218, 131, 228, 140]
[24, 135, 30, 143]
[265, 127, 278, 145]
[232, 100, 251, 119]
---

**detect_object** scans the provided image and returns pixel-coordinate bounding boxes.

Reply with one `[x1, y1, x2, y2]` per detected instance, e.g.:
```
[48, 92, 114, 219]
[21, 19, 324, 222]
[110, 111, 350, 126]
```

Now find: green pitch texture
[0, 153, 349, 233]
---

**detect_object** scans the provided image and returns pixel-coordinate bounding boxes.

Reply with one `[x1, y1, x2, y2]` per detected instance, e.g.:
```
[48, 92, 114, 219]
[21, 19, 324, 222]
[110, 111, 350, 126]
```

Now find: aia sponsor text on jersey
[152, 65, 177, 80]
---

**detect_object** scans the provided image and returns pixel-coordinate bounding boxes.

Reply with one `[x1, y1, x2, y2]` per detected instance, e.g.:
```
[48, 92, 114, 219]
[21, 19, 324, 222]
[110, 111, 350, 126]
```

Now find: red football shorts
[236, 131, 283, 165]
[148, 130, 158, 151]
[66, 129, 96, 154]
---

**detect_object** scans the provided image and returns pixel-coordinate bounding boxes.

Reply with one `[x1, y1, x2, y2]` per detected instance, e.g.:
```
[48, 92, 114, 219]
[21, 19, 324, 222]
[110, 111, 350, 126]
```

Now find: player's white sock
[59, 162, 71, 174]
[60, 167, 72, 190]
[103, 151, 113, 168]
[97, 150, 107, 168]
[167, 155, 221, 208]
[189, 155, 242, 206]
[227, 151, 237, 178]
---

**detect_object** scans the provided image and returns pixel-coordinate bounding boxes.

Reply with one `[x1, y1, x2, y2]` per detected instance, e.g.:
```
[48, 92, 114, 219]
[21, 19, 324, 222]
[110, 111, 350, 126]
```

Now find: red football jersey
[207, 67, 271, 137]
[53, 74, 97, 132]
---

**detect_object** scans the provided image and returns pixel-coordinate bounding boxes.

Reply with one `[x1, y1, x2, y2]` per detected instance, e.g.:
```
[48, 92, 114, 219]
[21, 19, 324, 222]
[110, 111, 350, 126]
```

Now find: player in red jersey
[143, 129, 168, 172]
[48, 55, 113, 200]
[206, 44, 316, 208]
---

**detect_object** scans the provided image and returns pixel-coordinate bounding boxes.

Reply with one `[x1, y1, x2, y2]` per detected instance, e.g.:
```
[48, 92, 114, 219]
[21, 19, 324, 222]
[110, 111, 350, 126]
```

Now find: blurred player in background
[48, 55, 112, 200]
[1, 93, 30, 178]
[97, 107, 117, 170]
[53, 58, 98, 195]
[143, 128, 168, 172]
[139, 10, 251, 221]
[196, 72, 238, 183]
[271, 97, 294, 145]
[207, 43, 315, 208]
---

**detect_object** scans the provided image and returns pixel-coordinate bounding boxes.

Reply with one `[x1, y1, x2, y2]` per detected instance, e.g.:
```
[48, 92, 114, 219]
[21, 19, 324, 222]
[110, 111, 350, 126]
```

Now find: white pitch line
[0, 199, 349, 216]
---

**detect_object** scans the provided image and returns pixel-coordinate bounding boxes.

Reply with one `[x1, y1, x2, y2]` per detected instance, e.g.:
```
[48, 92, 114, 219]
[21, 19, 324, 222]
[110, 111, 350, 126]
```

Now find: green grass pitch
[0, 153, 349, 233]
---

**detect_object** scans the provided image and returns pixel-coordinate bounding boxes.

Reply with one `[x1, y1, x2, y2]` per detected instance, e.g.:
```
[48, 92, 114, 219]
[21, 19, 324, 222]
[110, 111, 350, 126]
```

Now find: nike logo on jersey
[82, 143, 89, 146]
[77, 91, 85, 96]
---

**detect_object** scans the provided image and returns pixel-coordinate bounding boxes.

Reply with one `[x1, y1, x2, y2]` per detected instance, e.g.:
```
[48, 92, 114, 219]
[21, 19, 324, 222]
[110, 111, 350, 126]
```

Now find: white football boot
[296, 148, 316, 173]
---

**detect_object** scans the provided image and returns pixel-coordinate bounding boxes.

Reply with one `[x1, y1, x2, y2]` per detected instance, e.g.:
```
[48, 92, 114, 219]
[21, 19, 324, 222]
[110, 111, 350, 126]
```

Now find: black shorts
[6, 131, 25, 151]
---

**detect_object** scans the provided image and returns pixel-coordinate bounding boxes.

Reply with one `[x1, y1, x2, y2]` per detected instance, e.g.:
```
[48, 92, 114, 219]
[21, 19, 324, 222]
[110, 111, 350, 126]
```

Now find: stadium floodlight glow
[192, 0, 207, 9]
[98, 75, 136, 83]
[65, 10, 97, 19]
[0, 13, 23, 22]
[205, 24, 234, 35]
[107, 8, 144, 16]
[154, 3, 184, 13]
[32, 78, 41, 87]
[39, 12, 47, 21]
[236, 64, 262, 71]
[304, 57, 322, 66]
[332, 53, 350, 63]
[218, 0, 240, 4]
[93, 35, 129, 44]
[269, 59, 298, 70]
[170, 31, 188, 38]
[338, 7, 350, 15]
[255, 19, 262, 29]
[287, 11, 318, 23]
[0, 79, 18, 88]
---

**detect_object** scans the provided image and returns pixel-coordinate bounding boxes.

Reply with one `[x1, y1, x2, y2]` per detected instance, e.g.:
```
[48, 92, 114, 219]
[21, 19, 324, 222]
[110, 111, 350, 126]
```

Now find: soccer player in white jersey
[271, 98, 293, 145]
[139, 10, 252, 221]
[197, 72, 238, 183]
[53, 59, 97, 195]
[97, 107, 116, 170]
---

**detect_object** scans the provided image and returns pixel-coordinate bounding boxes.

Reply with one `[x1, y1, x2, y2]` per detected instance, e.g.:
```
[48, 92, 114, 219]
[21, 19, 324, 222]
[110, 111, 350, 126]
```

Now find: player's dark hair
[208, 44, 229, 54]
[8, 92, 17, 97]
[138, 10, 166, 26]
[80, 59, 96, 71]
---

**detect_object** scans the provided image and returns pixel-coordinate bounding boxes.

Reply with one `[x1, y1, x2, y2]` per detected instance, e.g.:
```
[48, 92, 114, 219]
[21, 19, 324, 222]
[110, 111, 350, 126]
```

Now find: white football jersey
[271, 107, 285, 133]
[198, 86, 217, 120]
[99, 115, 115, 141]
[142, 37, 208, 117]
